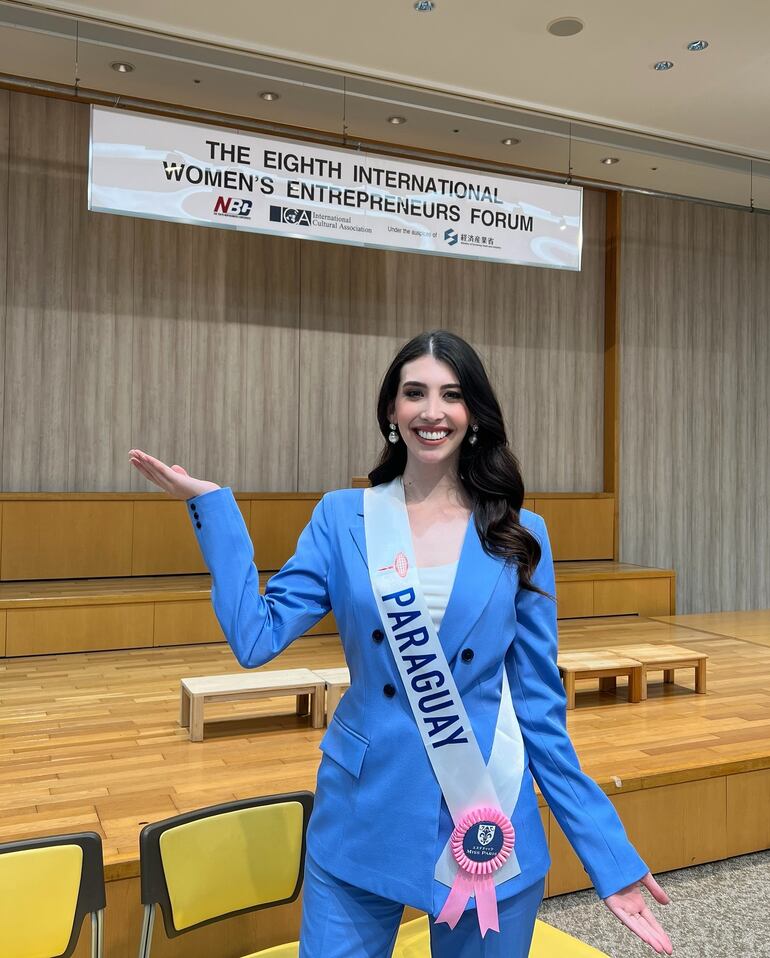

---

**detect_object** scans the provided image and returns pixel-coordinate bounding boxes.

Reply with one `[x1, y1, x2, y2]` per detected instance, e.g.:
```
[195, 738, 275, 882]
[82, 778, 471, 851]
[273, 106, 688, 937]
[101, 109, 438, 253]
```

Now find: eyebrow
[402, 380, 462, 389]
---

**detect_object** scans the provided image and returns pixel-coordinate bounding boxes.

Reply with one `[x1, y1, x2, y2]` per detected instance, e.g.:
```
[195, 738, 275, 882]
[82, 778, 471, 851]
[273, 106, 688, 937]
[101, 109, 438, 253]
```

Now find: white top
[415, 560, 459, 631]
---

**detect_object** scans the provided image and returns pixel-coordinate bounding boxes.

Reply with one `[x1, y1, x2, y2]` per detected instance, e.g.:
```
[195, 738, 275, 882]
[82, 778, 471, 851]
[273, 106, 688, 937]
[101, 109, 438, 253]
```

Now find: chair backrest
[0, 831, 106, 958]
[139, 792, 314, 940]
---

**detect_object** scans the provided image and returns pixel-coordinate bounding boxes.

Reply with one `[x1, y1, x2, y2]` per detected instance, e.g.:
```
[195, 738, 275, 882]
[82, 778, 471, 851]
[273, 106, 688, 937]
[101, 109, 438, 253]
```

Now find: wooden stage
[2, 612, 769, 956]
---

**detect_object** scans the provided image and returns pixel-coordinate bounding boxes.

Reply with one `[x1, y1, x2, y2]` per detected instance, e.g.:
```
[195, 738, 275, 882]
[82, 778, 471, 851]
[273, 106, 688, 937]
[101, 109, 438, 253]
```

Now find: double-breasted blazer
[188, 485, 648, 917]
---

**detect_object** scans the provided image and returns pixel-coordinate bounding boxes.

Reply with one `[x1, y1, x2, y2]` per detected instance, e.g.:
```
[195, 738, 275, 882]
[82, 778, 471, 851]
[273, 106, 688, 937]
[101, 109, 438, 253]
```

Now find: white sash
[364, 478, 525, 887]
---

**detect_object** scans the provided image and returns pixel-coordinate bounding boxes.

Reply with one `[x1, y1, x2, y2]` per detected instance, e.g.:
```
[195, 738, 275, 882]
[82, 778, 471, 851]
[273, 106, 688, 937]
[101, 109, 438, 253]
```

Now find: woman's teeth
[416, 429, 450, 441]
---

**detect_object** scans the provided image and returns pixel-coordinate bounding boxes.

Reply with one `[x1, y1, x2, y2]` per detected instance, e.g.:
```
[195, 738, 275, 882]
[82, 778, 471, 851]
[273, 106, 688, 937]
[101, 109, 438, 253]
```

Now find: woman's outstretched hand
[603, 872, 673, 954]
[128, 449, 220, 501]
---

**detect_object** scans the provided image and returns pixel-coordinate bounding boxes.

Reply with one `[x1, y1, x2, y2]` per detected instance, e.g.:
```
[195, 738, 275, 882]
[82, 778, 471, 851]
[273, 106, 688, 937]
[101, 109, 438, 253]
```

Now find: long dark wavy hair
[368, 330, 552, 599]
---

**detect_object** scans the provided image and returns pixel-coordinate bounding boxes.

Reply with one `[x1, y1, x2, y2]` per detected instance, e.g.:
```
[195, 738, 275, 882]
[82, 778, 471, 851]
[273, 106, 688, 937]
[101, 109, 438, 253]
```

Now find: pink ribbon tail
[475, 875, 499, 937]
[435, 870, 475, 929]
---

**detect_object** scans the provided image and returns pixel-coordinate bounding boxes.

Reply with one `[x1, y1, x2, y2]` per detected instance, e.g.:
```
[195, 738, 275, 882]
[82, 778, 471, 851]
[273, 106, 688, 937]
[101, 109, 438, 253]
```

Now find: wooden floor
[1, 611, 768, 881]
[652, 609, 770, 649]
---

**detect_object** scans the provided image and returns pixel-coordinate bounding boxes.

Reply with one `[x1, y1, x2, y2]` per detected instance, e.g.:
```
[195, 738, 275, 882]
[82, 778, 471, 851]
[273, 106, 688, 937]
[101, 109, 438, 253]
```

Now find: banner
[89, 106, 582, 271]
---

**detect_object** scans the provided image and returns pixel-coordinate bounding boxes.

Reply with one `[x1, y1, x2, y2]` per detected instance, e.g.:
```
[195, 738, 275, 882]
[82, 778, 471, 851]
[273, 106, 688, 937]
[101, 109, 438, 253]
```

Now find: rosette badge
[436, 807, 515, 936]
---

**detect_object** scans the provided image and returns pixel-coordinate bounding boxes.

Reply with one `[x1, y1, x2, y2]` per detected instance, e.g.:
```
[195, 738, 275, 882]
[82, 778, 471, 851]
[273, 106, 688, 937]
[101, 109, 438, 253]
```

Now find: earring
[468, 423, 479, 446]
[388, 422, 400, 444]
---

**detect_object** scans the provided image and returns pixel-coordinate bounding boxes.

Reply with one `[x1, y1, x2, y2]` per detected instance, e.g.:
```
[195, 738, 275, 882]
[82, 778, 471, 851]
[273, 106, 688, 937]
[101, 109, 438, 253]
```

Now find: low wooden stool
[312, 667, 351, 724]
[180, 669, 326, 741]
[607, 643, 708, 700]
[557, 650, 644, 710]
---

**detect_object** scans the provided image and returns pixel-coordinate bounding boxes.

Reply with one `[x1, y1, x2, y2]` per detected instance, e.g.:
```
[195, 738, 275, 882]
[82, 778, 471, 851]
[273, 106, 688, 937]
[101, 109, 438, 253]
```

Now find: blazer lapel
[349, 508, 507, 665]
[439, 519, 507, 665]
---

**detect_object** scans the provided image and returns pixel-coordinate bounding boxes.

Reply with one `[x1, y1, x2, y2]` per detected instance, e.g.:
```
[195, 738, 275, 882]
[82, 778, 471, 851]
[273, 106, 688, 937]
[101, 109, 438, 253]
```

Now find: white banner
[89, 106, 583, 271]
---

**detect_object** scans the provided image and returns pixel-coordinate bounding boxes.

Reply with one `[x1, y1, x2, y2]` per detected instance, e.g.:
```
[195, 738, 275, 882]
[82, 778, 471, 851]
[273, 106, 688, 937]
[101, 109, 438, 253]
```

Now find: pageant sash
[364, 478, 524, 935]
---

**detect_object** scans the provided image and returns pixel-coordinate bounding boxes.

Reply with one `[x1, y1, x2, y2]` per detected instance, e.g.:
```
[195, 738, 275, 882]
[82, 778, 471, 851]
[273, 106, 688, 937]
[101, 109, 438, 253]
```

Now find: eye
[404, 389, 423, 398]
[444, 391, 463, 400]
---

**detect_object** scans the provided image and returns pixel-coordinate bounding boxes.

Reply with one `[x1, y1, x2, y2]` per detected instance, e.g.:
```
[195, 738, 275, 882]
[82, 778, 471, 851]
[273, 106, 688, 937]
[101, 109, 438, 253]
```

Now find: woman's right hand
[128, 449, 221, 501]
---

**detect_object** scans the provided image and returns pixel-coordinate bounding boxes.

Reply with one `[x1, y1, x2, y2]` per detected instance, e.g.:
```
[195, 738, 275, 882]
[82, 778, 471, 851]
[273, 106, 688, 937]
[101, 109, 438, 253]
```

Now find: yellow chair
[392, 913, 610, 957]
[137, 792, 313, 958]
[0, 831, 106, 958]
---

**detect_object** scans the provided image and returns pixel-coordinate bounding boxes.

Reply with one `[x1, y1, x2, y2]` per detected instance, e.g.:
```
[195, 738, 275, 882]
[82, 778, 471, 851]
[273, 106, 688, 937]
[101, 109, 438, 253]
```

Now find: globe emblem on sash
[394, 552, 409, 578]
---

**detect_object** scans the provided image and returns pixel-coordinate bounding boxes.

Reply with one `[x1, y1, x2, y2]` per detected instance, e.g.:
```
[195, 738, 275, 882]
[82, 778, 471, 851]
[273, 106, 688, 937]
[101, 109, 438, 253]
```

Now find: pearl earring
[468, 423, 479, 446]
[388, 422, 400, 444]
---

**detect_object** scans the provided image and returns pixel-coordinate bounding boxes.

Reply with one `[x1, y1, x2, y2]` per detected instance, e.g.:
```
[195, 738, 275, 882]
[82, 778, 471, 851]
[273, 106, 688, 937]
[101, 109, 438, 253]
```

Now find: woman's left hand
[603, 872, 673, 954]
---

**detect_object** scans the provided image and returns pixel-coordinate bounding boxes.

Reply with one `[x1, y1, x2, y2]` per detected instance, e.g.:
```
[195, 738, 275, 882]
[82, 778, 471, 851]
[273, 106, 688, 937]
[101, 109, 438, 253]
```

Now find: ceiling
[2, 0, 769, 209]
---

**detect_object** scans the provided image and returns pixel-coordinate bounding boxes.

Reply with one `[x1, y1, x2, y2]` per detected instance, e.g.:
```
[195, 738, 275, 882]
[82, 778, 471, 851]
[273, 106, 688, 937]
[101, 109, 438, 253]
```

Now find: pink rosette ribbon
[435, 807, 515, 937]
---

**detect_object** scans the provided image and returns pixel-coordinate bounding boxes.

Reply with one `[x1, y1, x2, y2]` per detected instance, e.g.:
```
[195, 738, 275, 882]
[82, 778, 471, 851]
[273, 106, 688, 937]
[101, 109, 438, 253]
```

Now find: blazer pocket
[319, 714, 369, 779]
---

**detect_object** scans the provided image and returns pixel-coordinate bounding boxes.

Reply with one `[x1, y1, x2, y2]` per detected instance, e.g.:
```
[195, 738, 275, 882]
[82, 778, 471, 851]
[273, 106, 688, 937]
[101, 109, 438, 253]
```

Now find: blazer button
[372, 629, 384, 643]
[196, 521, 202, 529]
[193, 512, 199, 520]
[189, 503, 196, 511]
[461, 648, 474, 662]
[383, 683, 396, 698]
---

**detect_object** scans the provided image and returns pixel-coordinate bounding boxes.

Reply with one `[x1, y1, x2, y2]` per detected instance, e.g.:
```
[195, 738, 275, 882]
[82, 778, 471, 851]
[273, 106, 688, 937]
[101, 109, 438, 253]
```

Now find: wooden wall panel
[242, 234, 301, 492]
[249, 497, 317, 570]
[534, 496, 614, 560]
[298, 242, 353, 491]
[189, 227, 250, 488]
[547, 777, 728, 895]
[6, 604, 154, 656]
[621, 194, 770, 613]
[132, 501, 208, 575]
[485, 190, 605, 492]
[69, 107, 135, 491]
[1, 92, 608, 496]
[154, 600, 225, 647]
[0, 91, 7, 479]
[0, 609, 5, 657]
[726, 767, 770, 857]
[347, 248, 400, 482]
[130, 217, 194, 491]
[3, 93, 75, 490]
[0, 501, 133, 580]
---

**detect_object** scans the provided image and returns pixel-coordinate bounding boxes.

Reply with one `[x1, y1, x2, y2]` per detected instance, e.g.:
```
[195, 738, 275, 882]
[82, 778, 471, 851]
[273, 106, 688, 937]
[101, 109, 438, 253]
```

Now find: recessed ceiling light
[193, 78, 201, 84]
[650, 166, 658, 171]
[260, 91, 280, 101]
[601, 157, 619, 165]
[547, 17, 584, 37]
[654, 60, 674, 71]
[414, 0, 434, 10]
[687, 40, 709, 52]
[388, 115, 406, 125]
[452, 128, 460, 133]
[501, 137, 520, 146]
[111, 62, 134, 73]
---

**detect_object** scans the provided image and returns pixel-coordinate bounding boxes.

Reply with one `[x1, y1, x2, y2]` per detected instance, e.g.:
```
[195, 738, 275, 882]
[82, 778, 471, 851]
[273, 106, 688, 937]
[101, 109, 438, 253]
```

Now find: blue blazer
[188, 486, 648, 916]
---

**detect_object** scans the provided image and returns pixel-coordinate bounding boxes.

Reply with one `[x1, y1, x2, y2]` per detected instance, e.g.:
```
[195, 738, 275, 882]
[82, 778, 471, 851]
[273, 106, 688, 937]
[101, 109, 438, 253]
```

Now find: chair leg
[91, 909, 105, 958]
[663, 669, 676, 684]
[296, 693, 310, 716]
[598, 676, 617, 693]
[137, 904, 155, 958]
[695, 661, 707, 693]
[628, 667, 643, 704]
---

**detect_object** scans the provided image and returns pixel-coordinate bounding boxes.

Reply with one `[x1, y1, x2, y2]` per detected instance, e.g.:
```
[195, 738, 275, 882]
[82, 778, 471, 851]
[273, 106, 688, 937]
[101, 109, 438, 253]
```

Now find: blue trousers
[299, 849, 545, 957]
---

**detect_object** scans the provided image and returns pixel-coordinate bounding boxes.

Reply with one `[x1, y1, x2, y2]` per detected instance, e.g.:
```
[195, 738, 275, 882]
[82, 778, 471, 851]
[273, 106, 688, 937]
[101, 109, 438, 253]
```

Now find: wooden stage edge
[2, 612, 769, 957]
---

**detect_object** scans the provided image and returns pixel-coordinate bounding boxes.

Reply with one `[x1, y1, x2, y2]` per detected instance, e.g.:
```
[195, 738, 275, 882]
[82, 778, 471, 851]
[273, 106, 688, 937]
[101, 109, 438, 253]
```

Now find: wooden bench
[180, 669, 326, 741]
[312, 667, 351, 723]
[557, 650, 644, 709]
[607, 643, 708, 699]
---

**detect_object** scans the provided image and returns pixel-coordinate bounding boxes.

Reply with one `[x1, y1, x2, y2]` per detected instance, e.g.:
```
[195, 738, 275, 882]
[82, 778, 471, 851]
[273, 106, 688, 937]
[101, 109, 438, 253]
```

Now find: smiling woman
[129, 329, 672, 958]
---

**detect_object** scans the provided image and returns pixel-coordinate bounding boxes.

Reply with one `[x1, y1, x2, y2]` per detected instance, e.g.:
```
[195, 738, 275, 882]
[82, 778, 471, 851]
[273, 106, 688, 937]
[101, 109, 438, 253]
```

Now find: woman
[129, 329, 673, 957]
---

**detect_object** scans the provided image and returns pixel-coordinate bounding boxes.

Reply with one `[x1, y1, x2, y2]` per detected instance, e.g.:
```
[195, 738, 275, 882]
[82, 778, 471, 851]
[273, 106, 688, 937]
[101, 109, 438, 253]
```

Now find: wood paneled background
[620, 193, 770, 613]
[0, 91, 606, 494]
